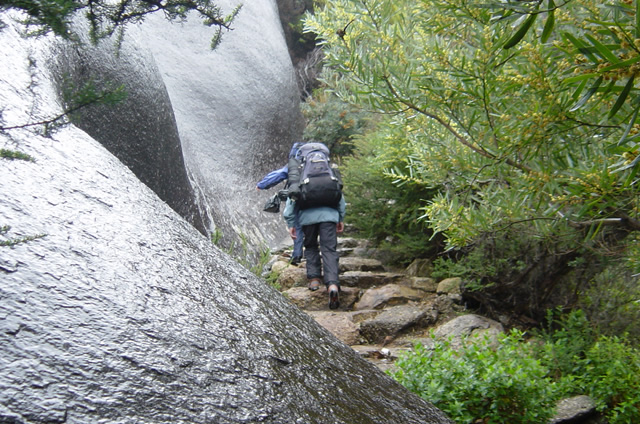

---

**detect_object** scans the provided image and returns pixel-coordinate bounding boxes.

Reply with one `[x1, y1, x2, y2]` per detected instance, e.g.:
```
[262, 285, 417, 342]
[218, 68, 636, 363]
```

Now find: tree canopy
[305, 0, 640, 318]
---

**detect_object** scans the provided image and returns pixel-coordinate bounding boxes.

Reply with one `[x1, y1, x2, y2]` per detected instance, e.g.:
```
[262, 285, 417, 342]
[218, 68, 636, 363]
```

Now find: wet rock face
[0, 127, 451, 423]
[129, 0, 305, 252]
[48, 0, 305, 253]
[49, 27, 210, 236]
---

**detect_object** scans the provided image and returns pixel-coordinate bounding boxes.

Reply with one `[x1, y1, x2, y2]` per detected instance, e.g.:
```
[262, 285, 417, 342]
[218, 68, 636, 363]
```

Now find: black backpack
[287, 142, 343, 210]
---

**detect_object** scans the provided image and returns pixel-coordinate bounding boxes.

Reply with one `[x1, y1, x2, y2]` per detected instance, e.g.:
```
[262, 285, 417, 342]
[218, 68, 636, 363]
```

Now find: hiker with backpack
[256, 142, 304, 265]
[283, 142, 346, 309]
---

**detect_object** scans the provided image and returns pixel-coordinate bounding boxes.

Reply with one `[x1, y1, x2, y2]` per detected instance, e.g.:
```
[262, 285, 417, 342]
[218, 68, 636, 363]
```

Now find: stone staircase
[269, 237, 469, 371]
[268, 238, 604, 424]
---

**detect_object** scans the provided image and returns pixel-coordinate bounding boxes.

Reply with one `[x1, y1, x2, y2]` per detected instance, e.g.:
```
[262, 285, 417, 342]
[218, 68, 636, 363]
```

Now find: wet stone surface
[0, 127, 452, 423]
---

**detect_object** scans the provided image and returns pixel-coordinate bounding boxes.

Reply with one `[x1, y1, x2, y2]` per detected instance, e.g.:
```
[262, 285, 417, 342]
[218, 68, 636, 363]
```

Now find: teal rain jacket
[283, 197, 346, 228]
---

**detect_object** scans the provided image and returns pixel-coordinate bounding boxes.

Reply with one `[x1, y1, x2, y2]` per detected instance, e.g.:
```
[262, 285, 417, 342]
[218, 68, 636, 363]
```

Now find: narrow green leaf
[637, 0, 640, 39]
[563, 73, 600, 84]
[599, 55, 640, 73]
[504, 13, 538, 49]
[623, 161, 639, 187]
[541, 0, 555, 43]
[602, 79, 616, 97]
[586, 18, 626, 27]
[612, 153, 640, 174]
[564, 32, 598, 63]
[609, 76, 635, 118]
[571, 79, 588, 102]
[584, 34, 620, 63]
[617, 103, 640, 146]
[570, 76, 603, 111]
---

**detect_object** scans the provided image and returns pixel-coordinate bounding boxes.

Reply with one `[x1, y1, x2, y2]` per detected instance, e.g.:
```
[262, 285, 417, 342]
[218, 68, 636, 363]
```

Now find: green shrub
[340, 123, 444, 265]
[534, 309, 597, 380]
[578, 263, 640, 340]
[578, 337, 640, 423]
[301, 90, 372, 156]
[391, 330, 556, 424]
[535, 310, 640, 424]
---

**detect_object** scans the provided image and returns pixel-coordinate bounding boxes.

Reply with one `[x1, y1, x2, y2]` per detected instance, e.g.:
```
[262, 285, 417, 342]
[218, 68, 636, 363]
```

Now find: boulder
[433, 314, 504, 349]
[437, 277, 462, 295]
[549, 395, 597, 424]
[403, 276, 439, 293]
[359, 305, 438, 344]
[355, 284, 425, 310]
[0, 17, 453, 422]
[406, 258, 433, 277]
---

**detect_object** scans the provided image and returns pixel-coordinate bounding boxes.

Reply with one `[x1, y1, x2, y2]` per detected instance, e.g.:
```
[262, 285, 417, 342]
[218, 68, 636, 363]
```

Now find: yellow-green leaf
[564, 32, 598, 64]
[617, 104, 640, 146]
[609, 76, 635, 119]
[570, 76, 603, 112]
[541, 0, 555, 43]
[585, 34, 619, 64]
[504, 13, 537, 50]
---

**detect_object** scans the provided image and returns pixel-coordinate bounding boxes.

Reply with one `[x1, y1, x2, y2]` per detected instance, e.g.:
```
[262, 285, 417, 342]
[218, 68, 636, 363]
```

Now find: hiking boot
[290, 256, 302, 266]
[308, 278, 322, 291]
[328, 284, 340, 310]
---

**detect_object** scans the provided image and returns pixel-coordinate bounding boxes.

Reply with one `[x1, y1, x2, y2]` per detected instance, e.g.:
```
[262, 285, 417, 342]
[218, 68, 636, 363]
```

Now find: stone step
[274, 259, 399, 291]
[338, 256, 385, 273]
[339, 270, 406, 289]
[353, 284, 433, 310]
[303, 302, 438, 349]
[283, 286, 360, 311]
[270, 239, 470, 371]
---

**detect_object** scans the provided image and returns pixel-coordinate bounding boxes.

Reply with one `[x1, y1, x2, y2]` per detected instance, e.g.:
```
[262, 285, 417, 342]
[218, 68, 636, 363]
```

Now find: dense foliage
[305, 0, 640, 321]
[392, 310, 640, 423]
[340, 123, 446, 264]
[301, 90, 370, 156]
[393, 330, 556, 424]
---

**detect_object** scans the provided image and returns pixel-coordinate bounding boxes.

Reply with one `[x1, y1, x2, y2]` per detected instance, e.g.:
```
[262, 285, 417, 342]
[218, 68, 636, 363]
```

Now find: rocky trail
[266, 237, 607, 423]
[269, 236, 503, 372]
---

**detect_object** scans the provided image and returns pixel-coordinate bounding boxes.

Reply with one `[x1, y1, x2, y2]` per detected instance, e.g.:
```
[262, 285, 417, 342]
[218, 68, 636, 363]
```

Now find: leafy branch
[381, 75, 535, 174]
[0, 78, 127, 135]
[0, 225, 46, 247]
[0, 0, 242, 49]
[0, 149, 35, 161]
[498, 0, 640, 136]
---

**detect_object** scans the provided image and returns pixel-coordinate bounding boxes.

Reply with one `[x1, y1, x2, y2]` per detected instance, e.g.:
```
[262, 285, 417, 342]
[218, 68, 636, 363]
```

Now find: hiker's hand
[336, 222, 344, 234]
[289, 227, 297, 239]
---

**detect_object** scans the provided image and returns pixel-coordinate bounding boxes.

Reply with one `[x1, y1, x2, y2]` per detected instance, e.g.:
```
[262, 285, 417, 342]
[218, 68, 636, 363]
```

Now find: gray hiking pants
[303, 222, 339, 287]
